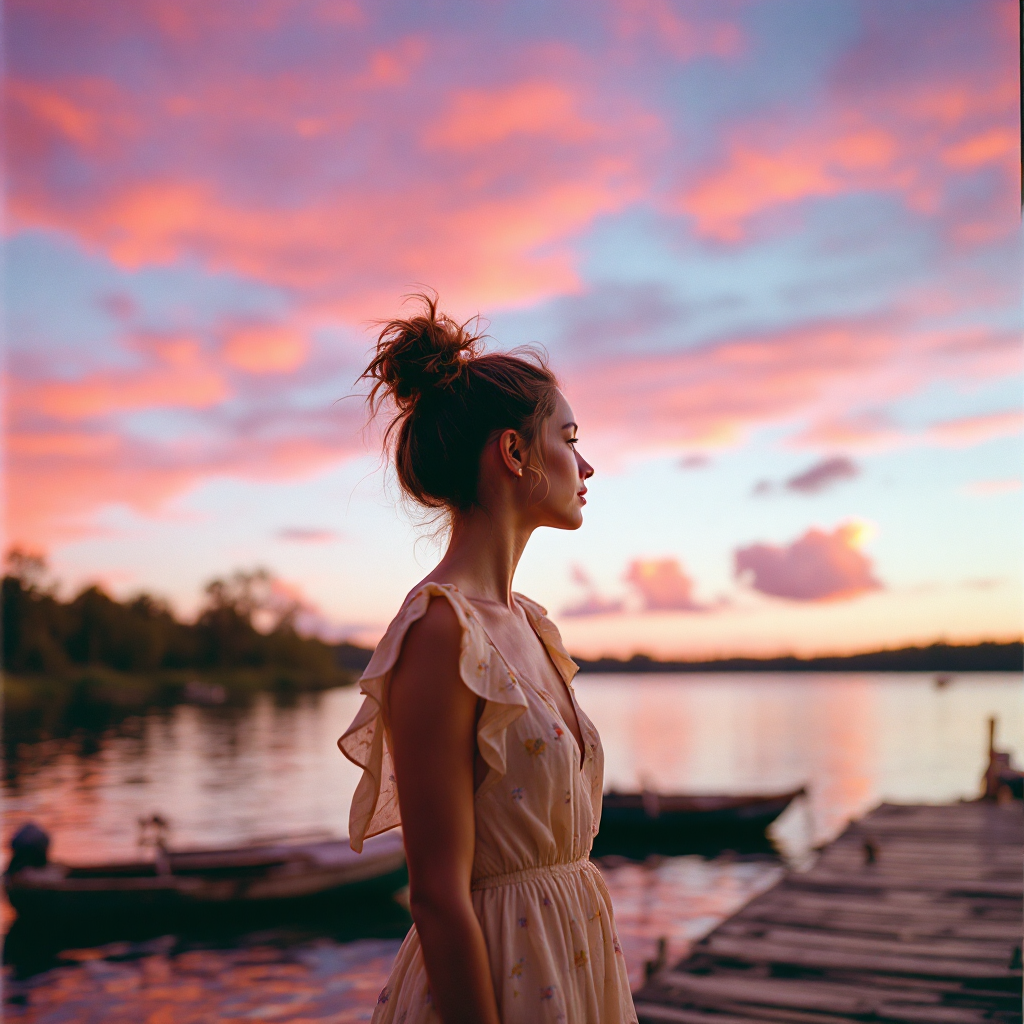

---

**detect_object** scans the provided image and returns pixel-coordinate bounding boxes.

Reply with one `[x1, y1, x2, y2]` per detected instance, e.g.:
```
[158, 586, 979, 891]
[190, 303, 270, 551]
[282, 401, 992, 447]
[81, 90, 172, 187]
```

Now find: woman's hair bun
[361, 290, 559, 516]
[365, 291, 482, 410]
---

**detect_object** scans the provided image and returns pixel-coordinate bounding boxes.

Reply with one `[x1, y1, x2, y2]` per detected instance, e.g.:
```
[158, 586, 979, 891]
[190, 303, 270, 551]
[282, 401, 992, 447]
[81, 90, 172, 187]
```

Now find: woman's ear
[498, 428, 525, 478]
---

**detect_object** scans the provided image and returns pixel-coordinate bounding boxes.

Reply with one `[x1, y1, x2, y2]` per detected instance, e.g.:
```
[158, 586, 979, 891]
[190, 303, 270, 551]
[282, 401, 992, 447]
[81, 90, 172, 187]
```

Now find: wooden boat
[4, 823, 407, 921]
[593, 786, 806, 856]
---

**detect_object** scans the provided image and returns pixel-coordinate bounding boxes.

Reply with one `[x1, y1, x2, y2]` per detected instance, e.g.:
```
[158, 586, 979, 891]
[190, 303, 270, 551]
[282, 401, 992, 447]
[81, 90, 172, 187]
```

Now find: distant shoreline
[570, 640, 1023, 674]
[334, 638, 1023, 675]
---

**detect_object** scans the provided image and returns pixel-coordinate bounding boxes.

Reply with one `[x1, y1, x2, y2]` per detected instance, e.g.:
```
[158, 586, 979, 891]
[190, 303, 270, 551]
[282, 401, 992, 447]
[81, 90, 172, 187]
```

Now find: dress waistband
[471, 856, 593, 891]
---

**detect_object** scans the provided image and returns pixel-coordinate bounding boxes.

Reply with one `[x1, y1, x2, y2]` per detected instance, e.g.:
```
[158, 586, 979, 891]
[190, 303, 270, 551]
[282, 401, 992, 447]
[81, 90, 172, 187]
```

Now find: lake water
[4, 672, 1021, 1019]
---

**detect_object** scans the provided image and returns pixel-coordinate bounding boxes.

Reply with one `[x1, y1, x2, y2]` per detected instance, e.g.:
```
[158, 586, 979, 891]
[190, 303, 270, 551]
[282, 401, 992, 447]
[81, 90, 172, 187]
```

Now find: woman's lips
[577, 490, 587, 505]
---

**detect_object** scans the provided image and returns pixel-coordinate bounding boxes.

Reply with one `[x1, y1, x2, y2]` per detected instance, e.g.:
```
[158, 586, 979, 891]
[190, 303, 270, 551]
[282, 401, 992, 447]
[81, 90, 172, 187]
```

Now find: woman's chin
[537, 499, 585, 531]
[541, 512, 583, 532]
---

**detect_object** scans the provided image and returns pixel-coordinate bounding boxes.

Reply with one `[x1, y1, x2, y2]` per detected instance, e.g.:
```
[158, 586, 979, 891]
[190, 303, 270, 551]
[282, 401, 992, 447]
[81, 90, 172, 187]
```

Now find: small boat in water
[593, 785, 807, 857]
[4, 820, 407, 921]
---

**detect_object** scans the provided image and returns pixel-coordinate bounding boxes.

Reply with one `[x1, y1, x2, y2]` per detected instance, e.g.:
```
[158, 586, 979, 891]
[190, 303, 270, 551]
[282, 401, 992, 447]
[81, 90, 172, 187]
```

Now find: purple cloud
[734, 523, 882, 602]
[276, 527, 340, 543]
[785, 456, 859, 494]
[561, 564, 624, 618]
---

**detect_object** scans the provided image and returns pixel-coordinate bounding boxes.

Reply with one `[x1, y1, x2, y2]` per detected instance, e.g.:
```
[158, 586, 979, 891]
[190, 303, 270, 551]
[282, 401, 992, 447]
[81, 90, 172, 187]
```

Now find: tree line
[574, 641, 1024, 674]
[2, 551, 338, 676]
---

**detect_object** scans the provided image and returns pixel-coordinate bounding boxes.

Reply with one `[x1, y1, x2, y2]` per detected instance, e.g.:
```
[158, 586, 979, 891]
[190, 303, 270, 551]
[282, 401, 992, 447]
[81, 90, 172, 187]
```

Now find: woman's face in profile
[530, 390, 593, 531]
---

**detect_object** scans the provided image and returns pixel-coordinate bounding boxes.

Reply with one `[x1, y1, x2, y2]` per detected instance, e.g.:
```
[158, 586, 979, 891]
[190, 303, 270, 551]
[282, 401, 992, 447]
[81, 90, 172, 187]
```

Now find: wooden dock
[633, 802, 1023, 1024]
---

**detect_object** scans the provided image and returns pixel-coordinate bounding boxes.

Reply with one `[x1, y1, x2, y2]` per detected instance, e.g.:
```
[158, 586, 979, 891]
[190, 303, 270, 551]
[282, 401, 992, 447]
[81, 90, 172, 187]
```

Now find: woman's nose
[577, 453, 594, 479]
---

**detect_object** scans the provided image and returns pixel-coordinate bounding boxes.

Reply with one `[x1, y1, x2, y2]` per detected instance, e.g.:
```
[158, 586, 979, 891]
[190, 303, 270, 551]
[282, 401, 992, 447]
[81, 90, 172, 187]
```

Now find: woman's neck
[426, 505, 532, 609]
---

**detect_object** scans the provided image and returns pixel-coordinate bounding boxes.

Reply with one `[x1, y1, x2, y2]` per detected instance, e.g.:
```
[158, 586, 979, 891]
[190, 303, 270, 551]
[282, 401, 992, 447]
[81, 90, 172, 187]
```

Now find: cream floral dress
[339, 582, 637, 1024]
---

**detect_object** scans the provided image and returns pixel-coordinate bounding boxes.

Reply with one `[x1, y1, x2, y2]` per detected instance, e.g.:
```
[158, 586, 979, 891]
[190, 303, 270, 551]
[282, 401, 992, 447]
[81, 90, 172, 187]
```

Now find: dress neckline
[467, 596, 587, 775]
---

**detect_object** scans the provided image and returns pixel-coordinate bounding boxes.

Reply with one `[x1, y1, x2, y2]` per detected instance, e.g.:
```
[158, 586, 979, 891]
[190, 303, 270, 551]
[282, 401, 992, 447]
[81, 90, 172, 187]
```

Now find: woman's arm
[386, 596, 501, 1024]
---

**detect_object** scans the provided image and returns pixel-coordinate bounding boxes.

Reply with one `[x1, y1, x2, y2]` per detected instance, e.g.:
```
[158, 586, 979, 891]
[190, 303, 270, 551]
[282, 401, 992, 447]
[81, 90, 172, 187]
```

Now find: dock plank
[735, 905, 1024, 941]
[715, 923, 1015, 963]
[702, 934, 1012, 978]
[634, 802, 1023, 1024]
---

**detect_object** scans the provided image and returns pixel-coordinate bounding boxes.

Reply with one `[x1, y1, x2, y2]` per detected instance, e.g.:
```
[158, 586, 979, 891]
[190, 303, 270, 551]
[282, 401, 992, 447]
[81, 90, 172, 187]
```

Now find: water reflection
[4, 673, 1021, 1012]
[6, 933, 405, 1023]
[587, 673, 1022, 846]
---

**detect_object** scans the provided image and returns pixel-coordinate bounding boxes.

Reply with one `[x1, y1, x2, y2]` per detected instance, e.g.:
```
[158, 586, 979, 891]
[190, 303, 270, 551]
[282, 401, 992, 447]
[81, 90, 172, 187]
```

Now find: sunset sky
[7, 0, 1021, 658]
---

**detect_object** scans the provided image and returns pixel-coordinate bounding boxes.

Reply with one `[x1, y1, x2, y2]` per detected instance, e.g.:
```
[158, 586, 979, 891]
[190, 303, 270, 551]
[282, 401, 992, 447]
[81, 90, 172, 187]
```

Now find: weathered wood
[635, 1001, 856, 1024]
[630, 1006, 761, 1024]
[785, 872, 1022, 897]
[634, 801, 1023, 1024]
[652, 971, 937, 1012]
[640, 971, 1017, 1024]
[747, 893, 1021, 928]
[754, 887, 1021, 915]
[814, 854, 1021, 878]
[733, 913, 1024, 942]
[703, 934, 1011, 978]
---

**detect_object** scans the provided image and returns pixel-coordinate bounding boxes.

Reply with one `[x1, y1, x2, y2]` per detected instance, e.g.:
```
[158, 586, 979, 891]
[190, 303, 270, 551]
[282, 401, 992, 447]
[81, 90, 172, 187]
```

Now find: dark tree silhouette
[3, 552, 335, 675]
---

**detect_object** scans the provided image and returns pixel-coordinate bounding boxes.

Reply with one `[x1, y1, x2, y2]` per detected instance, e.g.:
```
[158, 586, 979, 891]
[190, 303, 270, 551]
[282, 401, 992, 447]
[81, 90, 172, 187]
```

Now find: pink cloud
[10, 306, 1017, 553]
[7, 79, 100, 148]
[610, 0, 743, 61]
[682, 123, 902, 243]
[561, 564, 624, 618]
[223, 323, 310, 374]
[425, 81, 601, 151]
[676, 4, 1015, 244]
[6, 321, 366, 550]
[943, 127, 1017, 169]
[7, 45, 661, 316]
[12, 141, 646, 319]
[6, 420, 361, 550]
[571, 311, 1021, 455]
[6, 0, 1019, 564]
[13, 336, 229, 421]
[792, 411, 902, 451]
[572, 316, 895, 449]
[924, 410, 1024, 448]
[6, 0, 364, 43]
[276, 527, 341, 543]
[624, 557, 709, 612]
[795, 408, 1024, 453]
[961, 478, 1022, 498]
[734, 523, 882, 602]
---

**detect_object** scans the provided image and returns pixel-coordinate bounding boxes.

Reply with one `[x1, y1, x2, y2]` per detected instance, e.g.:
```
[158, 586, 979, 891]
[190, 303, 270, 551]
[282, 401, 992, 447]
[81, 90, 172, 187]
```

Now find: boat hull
[592, 787, 805, 857]
[5, 833, 407, 921]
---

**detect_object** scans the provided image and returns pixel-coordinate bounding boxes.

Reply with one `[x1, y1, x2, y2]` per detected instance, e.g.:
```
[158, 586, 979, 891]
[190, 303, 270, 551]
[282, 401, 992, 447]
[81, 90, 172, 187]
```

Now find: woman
[339, 295, 637, 1024]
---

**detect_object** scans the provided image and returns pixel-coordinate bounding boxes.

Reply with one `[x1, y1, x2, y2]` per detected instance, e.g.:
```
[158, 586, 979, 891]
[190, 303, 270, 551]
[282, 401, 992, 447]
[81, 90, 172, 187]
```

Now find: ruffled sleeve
[338, 583, 529, 852]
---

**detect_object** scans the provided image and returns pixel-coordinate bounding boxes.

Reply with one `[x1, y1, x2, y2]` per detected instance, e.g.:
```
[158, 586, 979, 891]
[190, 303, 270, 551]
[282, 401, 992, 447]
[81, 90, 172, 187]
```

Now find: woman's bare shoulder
[388, 592, 476, 727]
[392, 590, 463, 687]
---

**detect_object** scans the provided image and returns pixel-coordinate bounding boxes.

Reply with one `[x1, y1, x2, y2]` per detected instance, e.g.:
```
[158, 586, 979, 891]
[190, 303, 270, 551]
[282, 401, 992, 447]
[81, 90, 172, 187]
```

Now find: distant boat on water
[593, 785, 806, 857]
[3, 821, 406, 922]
